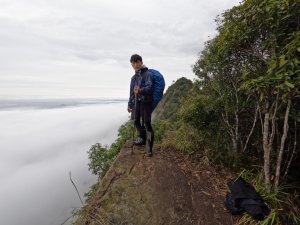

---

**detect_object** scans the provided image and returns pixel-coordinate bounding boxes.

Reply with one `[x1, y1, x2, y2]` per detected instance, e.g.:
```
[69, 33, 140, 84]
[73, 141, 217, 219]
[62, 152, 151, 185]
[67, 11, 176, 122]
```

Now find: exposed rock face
[76, 141, 237, 225]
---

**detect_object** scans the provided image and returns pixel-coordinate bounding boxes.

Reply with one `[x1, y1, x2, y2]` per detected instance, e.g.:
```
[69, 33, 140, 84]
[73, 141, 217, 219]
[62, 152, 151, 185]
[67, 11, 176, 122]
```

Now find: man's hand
[134, 85, 140, 95]
[127, 108, 132, 113]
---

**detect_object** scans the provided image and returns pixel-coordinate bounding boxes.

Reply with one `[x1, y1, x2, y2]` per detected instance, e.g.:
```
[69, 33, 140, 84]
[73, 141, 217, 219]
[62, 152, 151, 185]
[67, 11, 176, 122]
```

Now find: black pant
[132, 100, 153, 138]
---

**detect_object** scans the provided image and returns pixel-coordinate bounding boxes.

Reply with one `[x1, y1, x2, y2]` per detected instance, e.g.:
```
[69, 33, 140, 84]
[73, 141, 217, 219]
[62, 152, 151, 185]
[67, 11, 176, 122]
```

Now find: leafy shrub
[87, 120, 132, 178]
[152, 120, 172, 144]
[87, 143, 110, 178]
[170, 124, 204, 154]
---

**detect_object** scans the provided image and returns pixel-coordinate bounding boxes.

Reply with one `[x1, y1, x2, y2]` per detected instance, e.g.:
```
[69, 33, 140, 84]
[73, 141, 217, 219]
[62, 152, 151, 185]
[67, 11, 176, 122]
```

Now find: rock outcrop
[75, 141, 237, 225]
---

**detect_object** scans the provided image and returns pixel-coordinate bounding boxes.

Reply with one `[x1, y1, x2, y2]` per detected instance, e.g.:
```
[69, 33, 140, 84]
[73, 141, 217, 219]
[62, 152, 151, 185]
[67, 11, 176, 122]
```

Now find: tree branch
[242, 104, 259, 152]
[274, 98, 292, 189]
[69, 171, 84, 206]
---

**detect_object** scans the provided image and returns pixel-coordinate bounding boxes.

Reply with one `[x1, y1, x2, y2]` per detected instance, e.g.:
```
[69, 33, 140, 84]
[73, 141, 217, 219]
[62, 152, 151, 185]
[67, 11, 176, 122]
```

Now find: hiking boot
[134, 137, 146, 146]
[146, 131, 154, 157]
[146, 147, 153, 157]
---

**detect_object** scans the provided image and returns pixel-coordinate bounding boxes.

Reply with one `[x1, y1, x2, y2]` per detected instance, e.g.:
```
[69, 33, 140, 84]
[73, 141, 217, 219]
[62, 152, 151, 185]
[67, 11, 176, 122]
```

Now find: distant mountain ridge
[0, 98, 127, 110]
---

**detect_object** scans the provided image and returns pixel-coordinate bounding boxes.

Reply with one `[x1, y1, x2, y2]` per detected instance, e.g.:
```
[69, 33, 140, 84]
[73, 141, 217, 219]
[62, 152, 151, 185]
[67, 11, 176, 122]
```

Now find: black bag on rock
[225, 177, 270, 221]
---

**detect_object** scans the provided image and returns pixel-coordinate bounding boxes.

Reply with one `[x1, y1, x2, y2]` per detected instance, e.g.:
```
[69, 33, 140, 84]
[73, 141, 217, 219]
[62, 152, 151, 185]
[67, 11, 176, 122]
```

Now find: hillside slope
[152, 77, 193, 121]
[75, 141, 237, 225]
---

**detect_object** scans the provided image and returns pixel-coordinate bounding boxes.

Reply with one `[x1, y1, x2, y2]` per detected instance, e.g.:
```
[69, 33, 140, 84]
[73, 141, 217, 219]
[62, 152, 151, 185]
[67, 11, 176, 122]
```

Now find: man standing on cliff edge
[127, 54, 154, 157]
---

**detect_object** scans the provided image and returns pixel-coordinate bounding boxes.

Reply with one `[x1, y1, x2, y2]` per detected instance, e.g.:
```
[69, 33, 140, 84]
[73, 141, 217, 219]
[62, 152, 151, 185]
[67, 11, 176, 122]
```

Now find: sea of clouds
[0, 99, 128, 225]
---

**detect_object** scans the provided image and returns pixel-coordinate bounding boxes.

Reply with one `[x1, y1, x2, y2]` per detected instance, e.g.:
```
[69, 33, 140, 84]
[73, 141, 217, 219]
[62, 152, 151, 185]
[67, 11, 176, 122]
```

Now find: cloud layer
[0, 102, 128, 225]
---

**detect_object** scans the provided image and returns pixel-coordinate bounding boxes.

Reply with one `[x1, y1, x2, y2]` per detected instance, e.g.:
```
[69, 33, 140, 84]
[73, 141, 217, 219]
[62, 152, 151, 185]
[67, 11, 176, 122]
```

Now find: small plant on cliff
[87, 121, 132, 178]
[87, 143, 110, 178]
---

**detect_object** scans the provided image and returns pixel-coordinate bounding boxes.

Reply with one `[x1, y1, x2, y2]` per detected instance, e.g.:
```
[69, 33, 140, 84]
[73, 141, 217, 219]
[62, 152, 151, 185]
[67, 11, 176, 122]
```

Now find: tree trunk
[284, 118, 297, 178]
[234, 110, 239, 152]
[262, 99, 274, 192]
[232, 137, 238, 153]
[274, 98, 291, 189]
[263, 101, 271, 192]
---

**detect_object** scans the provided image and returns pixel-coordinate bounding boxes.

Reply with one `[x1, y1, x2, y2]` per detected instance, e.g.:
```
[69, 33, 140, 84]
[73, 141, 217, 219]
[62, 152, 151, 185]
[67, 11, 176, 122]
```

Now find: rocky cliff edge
[75, 141, 237, 225]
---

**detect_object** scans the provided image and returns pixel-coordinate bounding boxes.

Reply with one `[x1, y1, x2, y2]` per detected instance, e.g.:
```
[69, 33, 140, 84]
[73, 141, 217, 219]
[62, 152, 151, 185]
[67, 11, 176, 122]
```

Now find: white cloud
[0, 102, 128, 225]
[0, 0, 241, 99]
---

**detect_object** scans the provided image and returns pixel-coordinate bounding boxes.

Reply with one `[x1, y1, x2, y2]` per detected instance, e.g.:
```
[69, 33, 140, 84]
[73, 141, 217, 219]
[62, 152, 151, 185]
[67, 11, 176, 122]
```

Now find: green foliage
[174, 84, 235, 161]
[171, 124, 204, 155]
[179, 85, 221, 132]
[87, 121, 132, 178]
[152, 120, 172, 144]
[229, 0, 300, 100]
[84, 182, 100, 202]
[87, 143, 111, 178]
[106, 121, 133, 159]
[189, 0, 300, 186]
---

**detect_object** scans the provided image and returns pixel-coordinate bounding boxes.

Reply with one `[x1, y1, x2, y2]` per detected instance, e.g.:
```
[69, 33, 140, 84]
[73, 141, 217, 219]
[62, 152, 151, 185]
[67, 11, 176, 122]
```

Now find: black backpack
[225, 177, 270, 221]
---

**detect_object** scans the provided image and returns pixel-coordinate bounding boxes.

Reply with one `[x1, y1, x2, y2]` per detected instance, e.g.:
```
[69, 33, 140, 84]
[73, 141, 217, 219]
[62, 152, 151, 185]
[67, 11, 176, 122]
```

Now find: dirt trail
[77, 141, 238, 225]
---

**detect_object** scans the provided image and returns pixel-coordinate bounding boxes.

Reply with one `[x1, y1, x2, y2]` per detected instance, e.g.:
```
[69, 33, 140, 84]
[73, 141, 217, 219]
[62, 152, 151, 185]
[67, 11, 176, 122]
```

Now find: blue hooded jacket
[128, 66, 153, 109]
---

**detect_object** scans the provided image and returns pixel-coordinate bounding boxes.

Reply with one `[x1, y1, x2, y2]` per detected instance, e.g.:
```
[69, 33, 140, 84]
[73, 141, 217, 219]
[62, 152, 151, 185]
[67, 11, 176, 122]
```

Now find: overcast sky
[0, 0, 241, 99]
